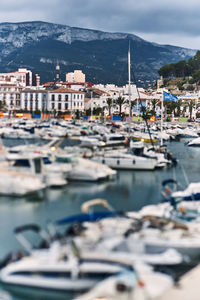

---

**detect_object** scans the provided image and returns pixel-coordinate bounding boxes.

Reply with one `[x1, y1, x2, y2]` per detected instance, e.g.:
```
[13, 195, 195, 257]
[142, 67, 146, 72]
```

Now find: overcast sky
[1, 0, 200, 50]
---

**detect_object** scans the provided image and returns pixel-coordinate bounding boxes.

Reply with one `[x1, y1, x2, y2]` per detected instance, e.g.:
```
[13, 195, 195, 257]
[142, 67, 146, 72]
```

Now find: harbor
[0, 118, 198, 299]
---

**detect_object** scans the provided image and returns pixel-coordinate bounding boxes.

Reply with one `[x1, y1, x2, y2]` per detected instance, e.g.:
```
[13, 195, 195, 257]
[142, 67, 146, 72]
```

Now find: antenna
[56, 61, 60, 82]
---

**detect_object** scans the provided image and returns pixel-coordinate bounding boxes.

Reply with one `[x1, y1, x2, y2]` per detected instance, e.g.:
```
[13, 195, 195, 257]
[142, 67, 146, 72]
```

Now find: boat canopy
[55, 211, 120, 225]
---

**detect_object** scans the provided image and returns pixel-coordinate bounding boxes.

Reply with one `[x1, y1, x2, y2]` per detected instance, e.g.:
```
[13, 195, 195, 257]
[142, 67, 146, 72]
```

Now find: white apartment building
[49, 89, 85, 112]
[66, 70, 85, 83]
[0, 83, 22, 111]
[21, 90, 49, 112]
[21, 88, 85, 112]
[0, 68, 40, 87]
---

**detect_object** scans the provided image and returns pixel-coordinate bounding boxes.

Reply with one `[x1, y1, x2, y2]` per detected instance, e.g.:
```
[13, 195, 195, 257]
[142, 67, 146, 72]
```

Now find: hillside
[0, 21, 196, 86]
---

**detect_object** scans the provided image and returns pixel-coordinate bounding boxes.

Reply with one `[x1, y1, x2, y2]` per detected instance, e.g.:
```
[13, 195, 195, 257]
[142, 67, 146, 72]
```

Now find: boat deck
[158, 264, 200, 300]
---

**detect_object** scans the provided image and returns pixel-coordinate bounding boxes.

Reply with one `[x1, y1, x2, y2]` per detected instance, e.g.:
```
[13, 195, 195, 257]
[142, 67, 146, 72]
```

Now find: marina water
[0, 139, 200, 299]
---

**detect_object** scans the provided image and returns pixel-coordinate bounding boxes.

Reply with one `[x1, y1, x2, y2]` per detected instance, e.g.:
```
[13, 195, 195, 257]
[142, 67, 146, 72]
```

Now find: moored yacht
[92, 150, 157, 170]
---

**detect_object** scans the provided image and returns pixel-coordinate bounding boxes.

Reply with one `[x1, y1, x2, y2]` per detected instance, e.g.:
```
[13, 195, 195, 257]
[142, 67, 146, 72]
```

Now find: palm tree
[106, 98, 113, 116]
[175, 99, 182, 117]
[151, 99, 159, 116]
[164, 101, 176, 116]
[130, 100, 137, 117]
[188, 100, 195, 120]
[115, 96, 126, 115]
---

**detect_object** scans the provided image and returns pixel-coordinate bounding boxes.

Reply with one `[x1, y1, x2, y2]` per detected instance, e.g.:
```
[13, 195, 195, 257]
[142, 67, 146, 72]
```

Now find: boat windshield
[56, 156, 78, 163]
[42, 157, 52, 165]
[109, 136, 125, 141]
[13, 159, 31, 168]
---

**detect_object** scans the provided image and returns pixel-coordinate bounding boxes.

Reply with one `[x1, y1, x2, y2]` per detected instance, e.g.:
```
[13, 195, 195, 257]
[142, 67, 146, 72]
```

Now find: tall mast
[128, 42, 131, 117]
[161, 91, 164, 146]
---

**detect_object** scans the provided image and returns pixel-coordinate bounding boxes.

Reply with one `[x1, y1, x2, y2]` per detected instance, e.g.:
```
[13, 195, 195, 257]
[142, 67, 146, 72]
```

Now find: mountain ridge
[0, 21, 196, 85]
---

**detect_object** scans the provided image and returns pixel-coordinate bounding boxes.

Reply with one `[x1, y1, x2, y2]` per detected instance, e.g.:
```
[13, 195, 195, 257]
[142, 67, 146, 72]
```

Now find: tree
[115, 96, 126, 115]
[187, 100, 195, 120]
[151, 99, 159, 116]
[164, 101, 177, 116]
[140, 106, 151, 120]
[0, 100, 7, 112]
[106, 98, 113, 116]
[175, 100, 182, 117]
[130, 100, 137, 116]
[192, 70, 200, 84]
[93, 106, 102, 115]
[75, 109, 80, 119]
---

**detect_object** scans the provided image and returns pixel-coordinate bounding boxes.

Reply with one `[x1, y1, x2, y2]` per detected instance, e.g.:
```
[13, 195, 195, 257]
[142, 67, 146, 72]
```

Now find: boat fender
[116, 282, 132, 293]
[138, 279, 145, 288]
[179, 207, 186, 214]
[165, 187, 172, 194]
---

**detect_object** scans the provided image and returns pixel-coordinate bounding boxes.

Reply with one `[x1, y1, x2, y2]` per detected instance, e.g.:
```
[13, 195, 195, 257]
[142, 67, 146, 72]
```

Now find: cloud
[0, 0, 199, 48]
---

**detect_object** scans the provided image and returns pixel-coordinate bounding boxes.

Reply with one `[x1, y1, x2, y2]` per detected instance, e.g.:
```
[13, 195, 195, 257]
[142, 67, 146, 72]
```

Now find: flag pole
[128, 42, 131, 118]
[161, 91, 164, 146]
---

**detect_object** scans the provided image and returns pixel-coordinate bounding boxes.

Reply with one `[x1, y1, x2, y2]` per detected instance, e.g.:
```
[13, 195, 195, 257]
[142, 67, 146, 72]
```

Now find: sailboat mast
[161, 92, 164, 146]
[128, 43, 131, 117]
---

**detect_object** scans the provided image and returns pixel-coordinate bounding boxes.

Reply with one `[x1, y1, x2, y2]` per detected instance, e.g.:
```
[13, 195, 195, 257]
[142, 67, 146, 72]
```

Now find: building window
[51, 94, 55, 101]
[58, 94, 62, 101]
[58, 102, 62, 110]
[65, 95, 68, 101]
[30, 100, 33, 111]
[65, 103, 68, 110]
[35, 100, 39, 110]
[25, 100, 27, 110]
[42, 99, 46, 111]
[51, 103, 55, 109]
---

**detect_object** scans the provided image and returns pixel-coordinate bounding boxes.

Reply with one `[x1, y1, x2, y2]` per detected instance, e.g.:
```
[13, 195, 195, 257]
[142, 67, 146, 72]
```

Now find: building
[0, 68, 40, 87]
[20, 90, 49, 112]
[0, 82, 22, 111]
[66, 70, 85, 83]
[49, 88, 85, 112]
[20, 88, 85, 113]
[85, 84, 151, 115]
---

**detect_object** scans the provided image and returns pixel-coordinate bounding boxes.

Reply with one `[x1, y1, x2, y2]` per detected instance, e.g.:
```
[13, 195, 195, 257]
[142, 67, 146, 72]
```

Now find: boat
[102, 133, 127, 147]
[6, 153, 68, 188]
[131, 132, 158, 144]
[0, 169, 45, 196]
[187, 137, 200, 147]
[125, 214, 200, 259]
[55, 154, 116, 181]
[74, 265, 173, 300]
[0, 238, 134, 299]
[176, 128, 198, 139]
[92, 150, 157, 170]
[129, 141, 173, 168]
